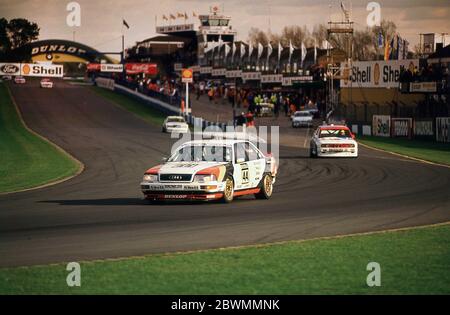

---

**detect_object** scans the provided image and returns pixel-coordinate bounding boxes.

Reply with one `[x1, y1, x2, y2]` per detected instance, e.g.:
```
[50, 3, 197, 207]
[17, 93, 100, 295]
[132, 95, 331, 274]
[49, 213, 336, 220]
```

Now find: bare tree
[247, 27, 269, 46]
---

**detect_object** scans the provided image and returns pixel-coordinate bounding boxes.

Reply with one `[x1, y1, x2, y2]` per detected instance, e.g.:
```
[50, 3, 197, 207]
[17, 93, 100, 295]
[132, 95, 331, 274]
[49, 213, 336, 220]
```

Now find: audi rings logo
[0, 64, 19, 74]
[169, 175, 183, 180]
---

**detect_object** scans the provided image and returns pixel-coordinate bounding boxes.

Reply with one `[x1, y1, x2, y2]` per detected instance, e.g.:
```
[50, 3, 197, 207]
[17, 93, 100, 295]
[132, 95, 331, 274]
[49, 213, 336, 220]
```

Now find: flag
[232, 42, 237, 62]
[378, 32, 384, 48]
[288, 40, 295, 64]
[301, 42, 307, 67]
[384, 37, 391, 61]
[123, 19, 130, 29]
[248, 43, 254, 62]
[257, 42, 263, 61]
[314, 39, 317, 64]
[218, 35, 223, 51]
[240, 43, 246, 60]
[267, 42, 273, 58]
[224, 43, 231, 58]
[170, 14, 176, 20]
[278, 42, 283, 63]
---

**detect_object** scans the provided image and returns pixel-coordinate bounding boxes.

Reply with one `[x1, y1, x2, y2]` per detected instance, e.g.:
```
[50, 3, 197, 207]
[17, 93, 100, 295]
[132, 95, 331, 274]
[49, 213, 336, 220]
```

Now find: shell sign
[181, 68, 193, 83]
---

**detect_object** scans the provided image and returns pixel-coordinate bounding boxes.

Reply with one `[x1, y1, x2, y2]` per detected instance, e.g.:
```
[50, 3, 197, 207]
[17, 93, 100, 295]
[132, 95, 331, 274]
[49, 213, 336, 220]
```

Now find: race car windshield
[295, 112, 312, 117]
[319, 129, 352, 138]
[168, 145, 232, 162]
[168, 117, 185, 123]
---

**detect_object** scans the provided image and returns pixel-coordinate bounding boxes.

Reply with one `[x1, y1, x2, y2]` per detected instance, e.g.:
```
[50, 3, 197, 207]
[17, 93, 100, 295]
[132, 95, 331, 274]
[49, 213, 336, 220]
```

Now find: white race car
[14, 76, 26, 84]
[292, 111, 313, 128]
[141, 139, 278, 203]
[40, 78, 54, 88]
[162, 116, 189, 133]
[310, 125, 358, 158]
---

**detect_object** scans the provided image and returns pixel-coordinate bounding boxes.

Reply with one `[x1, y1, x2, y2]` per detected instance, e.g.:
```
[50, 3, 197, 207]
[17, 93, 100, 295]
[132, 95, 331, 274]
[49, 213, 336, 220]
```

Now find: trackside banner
[436, 117, 450, 143]
[340, 59, 419, 88]
[0, 63, 63, 77]
[372, 115, 391, 137]
[391, 118, 413, 138]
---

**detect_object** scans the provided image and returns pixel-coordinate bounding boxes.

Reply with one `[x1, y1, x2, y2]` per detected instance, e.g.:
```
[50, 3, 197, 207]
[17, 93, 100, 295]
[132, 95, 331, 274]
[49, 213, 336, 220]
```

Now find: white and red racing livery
[141, 139, 278, 203]
[310, 125, 358, 158]
[40, 78, 54, 88]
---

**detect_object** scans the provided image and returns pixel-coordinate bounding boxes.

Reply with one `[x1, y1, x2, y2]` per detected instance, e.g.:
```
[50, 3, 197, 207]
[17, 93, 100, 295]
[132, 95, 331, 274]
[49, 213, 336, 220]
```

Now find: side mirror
[351, 133, 356, 139]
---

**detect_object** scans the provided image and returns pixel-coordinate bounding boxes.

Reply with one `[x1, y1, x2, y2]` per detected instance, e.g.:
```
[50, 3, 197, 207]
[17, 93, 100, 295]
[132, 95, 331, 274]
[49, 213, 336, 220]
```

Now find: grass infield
[1, 223, 449, 294]
[90, 86, 166, 127]
[358, 136, 450, 166]
[0, 83, 80, 193]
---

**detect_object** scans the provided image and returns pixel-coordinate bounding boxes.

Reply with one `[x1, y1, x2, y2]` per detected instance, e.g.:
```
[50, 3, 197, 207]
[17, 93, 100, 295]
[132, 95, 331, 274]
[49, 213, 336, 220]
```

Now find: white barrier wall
[436, 117, 450, 143]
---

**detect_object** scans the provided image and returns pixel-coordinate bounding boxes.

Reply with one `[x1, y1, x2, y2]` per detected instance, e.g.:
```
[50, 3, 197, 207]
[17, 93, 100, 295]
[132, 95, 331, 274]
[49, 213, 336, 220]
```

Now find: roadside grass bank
[358, 135, 450, 166]
[0, 83, 81, 193]
[1, 223, 449, 294]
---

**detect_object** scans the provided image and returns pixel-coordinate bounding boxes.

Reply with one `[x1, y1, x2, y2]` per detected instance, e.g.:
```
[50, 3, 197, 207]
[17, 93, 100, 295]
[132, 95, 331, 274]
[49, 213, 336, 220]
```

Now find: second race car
[310, 124, 358, 158]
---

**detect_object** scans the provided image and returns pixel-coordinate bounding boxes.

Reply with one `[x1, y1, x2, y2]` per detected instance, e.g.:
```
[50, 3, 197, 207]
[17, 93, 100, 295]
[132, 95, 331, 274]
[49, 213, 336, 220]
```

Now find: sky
[1, 0, 449, 53]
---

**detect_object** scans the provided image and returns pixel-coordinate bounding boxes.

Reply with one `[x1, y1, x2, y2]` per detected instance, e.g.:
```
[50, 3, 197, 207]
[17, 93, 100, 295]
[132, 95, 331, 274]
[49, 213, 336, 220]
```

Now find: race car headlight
[193, 174, 217, 183]
[143, 174, 158, 182]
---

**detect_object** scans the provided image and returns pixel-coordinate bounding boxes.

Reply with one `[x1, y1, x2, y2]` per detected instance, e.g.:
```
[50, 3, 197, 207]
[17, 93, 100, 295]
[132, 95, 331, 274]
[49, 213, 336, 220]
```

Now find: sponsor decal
[125, 63, 158, 75]
[0, 63, 21, 75]
[212, 68, 226, 77]
[181, 68, 193, 83]
[282, 76, 314, 86]
[341, 59, 419, 88]
[410, 82, 437, 93]
[20, 63, 63, 77]
[225, 70, 242, 78]
[95, 77, 114, 90]
[87, 63, 101, 71]
[100, 64, 123, 73]
[414, 120, 434, 137]
[391, 118, 412, 138]
[261, 74, 283, 84]
[372, 115, 391, 137]
[436, 117, 450, 143]
[200, 66, 213, 74]
[241, 72, 261, 81]
[31, 44, 87, 57]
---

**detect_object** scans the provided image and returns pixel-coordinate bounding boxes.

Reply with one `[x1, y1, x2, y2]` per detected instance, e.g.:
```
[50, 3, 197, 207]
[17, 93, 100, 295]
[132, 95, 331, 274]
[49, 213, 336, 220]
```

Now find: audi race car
[141, 139, 278, 203]
[14, 76, 26, 84]
[162, 116, 189, 133]
[40, 78, 54, 88]
[292, 111, 313, 128]
[310, 125, 358, 158]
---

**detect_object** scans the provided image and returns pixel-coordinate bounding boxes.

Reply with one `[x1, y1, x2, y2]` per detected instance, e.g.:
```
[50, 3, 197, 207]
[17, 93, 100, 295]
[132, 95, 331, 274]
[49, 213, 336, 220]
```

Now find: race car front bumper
[317, 148, 358, 157]
[141, 182, 225, 201]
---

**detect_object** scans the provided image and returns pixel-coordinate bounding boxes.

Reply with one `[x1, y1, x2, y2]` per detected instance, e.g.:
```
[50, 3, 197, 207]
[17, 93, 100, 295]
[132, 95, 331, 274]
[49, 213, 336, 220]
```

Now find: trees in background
[0, 18, 39, 61]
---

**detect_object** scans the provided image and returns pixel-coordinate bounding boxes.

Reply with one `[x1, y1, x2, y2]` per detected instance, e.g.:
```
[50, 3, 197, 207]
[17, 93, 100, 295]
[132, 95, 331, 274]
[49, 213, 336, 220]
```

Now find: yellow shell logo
[22, 64, 30, 75]
[182, 69, 192, 79]
[373, 63, 380, 86]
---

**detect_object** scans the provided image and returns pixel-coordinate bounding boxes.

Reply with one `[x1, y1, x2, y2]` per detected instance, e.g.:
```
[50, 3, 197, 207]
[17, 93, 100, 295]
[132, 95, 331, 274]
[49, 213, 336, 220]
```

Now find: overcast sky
[1, 0, 449, 53]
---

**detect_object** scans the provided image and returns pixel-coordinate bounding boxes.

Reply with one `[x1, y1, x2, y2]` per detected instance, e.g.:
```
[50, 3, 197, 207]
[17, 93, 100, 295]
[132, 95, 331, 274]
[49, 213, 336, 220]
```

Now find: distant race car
[310, 125, 358, 158]
[162, 116, 189, 133]
[141, 139, 278, 203]
[14, 76, 26, 84]
[291, 110, 313, 128]
[40, 78, 54, 88]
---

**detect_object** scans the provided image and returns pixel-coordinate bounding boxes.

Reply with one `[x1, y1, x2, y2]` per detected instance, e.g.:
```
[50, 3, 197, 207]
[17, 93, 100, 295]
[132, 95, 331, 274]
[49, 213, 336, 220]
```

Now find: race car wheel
[255, 174, 273, 199]
[162, 127, 166, 133]
[309, 145, 317, 158]
[222, 177, 234, 203]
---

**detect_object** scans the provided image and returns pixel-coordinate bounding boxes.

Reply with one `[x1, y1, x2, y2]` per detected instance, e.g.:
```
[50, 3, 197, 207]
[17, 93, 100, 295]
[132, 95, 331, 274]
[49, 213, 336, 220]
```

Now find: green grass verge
[90, 86, 166, 126]
[1, 224, 449, 294]
[0, 83, 80, 193]
[358, 136, 450, 165]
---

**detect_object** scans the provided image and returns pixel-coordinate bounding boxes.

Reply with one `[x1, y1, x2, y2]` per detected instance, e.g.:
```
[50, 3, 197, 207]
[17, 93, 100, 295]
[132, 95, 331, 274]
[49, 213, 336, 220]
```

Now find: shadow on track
[39, 198, 148, 206]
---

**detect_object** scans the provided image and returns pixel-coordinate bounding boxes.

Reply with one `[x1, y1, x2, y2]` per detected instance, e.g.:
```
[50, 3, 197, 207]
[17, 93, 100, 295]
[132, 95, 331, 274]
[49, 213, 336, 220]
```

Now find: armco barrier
[96, 81, 230, 131]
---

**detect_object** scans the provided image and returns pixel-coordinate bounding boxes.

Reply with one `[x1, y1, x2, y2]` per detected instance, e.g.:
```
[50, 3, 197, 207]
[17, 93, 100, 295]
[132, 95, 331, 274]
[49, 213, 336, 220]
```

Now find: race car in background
[291, 111, 313, 128]
[40, 78, 54, 88]
[310, 125, 358, 158]
[141, 139, 278, 203]
[14, 76, 26, 84]
[162, 116, 189, 133]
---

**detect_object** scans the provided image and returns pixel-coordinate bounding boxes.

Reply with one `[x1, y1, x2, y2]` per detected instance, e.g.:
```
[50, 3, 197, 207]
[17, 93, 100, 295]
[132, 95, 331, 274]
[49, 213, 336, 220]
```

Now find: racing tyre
[221, 177, 234, 203]
[309, 145, 317, 158]
[255, 174, 273, 200]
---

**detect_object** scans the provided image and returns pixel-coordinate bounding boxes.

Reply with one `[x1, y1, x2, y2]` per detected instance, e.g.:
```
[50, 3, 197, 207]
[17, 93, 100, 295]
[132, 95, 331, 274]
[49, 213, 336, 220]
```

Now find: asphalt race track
[1, 79, 449, 267]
